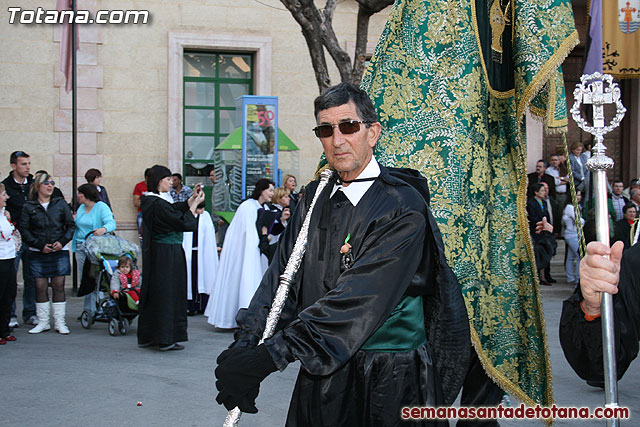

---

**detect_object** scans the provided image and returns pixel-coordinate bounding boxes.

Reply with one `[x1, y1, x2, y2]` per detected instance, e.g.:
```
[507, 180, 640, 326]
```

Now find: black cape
[138, 196, 197, 346]
[526, 197, 556, 271]
[612, 219, 634, 250]
[234, 167, 469, 426]
[560, 243, 640, 383]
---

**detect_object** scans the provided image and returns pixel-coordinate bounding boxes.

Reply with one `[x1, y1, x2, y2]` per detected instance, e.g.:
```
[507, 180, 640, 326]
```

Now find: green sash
[361, 296, 426, 352]
[152, 232, 183, 244]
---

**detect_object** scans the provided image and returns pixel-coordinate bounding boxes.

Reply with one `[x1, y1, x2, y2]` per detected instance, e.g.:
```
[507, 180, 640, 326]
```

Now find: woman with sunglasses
[20, 173, 75, 334]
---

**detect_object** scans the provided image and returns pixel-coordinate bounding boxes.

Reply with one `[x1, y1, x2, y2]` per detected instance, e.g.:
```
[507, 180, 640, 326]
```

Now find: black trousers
[187, 249, 209, 314]
[0, 258, 17, 338]
[457, 347, 505, 427]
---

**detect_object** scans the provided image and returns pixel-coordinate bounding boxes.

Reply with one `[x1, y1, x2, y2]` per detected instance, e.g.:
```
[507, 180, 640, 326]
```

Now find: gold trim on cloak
[467, 0, 579, 410]
[470, 0, 515, 99]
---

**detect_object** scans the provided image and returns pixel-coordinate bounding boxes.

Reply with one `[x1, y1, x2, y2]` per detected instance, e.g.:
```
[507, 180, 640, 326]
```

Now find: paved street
[5, 241, 639, 426]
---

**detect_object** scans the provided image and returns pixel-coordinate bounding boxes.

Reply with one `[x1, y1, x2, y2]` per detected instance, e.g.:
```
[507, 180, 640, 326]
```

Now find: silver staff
[223, 168, 334, 427]
[570, 72, 626, 427]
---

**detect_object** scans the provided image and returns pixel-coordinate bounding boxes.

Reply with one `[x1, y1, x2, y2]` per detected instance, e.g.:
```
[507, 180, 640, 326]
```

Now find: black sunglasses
[312, 120, 371, 138]
[42, 180, 55, 186]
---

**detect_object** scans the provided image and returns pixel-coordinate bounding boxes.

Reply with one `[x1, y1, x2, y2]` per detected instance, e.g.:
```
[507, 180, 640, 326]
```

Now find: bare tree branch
[352, 6, 373, 82]
[323, 0, 338, 21]
[279, 0, 393, 93]
[280, 0, 331, 91]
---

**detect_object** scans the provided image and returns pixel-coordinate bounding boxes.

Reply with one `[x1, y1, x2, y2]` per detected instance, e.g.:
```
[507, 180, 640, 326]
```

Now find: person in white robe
[205, 179, 274, 328]
[183, 204, 218, 314]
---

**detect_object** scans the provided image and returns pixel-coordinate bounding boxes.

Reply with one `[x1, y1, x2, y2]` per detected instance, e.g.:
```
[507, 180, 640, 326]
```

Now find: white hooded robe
[205, 199, 268, 328]
[182, 210, 219, 298]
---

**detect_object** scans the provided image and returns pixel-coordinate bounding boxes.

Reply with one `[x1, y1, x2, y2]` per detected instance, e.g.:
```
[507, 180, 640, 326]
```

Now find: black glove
[215, 344, 278, 413]
[215, 381, 260, 413]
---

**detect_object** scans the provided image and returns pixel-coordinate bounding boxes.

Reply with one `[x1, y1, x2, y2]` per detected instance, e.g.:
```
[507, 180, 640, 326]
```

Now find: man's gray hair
[314, 82, 377, 124]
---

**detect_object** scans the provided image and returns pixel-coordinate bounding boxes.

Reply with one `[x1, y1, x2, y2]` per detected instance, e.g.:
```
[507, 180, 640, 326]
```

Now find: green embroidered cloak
[360, 0, 578, 406]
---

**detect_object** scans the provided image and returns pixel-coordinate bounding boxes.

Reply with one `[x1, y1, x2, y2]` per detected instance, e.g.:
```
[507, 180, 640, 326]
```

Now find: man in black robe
[214, 83, 470, 426]
[560, 241, 640, 386]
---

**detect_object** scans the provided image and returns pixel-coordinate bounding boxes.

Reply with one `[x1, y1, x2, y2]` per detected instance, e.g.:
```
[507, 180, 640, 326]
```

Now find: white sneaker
[28, 315, 39, 326]
[8, 317, 19, 328]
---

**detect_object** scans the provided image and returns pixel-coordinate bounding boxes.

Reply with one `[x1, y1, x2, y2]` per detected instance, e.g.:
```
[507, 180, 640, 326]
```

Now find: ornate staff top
[569, 72, 626, 170]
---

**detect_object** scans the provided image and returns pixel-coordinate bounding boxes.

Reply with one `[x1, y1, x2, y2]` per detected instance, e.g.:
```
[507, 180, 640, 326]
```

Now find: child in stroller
[109, 255, 141, 311]
[79, 234, 139, 336]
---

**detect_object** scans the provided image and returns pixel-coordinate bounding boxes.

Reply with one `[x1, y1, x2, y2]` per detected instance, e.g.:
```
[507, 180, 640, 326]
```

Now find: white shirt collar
[330, 156, 380, 207]
[13, 175, 28, 185]
[146, 192, 174, 204]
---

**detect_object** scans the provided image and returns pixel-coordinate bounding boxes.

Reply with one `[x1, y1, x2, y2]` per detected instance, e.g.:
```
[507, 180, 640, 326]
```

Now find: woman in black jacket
[612, 203, 638, 250]
[137, 165, 203, 351]
[527, 182, 556, 286]
[20, 173, 75, 335]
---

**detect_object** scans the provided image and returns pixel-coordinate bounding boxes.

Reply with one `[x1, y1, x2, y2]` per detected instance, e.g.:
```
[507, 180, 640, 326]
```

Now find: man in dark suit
[2, 151, 36, 327]
[527, 159, 556, 200]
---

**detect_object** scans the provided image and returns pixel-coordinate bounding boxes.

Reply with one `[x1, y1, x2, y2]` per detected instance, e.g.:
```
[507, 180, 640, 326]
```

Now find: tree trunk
[352, 6, 374, 83]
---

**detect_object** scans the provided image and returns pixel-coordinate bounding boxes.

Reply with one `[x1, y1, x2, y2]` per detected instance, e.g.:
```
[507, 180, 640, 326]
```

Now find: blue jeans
[137, 212, 143, 235]
[11, 245, 36, 321]
[564, 234, 580, 283]
[84, 290, 105, 315]
[76, 242, 103, 315]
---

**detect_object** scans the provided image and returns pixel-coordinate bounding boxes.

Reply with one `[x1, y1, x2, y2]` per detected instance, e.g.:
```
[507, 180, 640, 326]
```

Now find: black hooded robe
[138, 196, 197, 347]
[233, 167, 469, 426]
[560, 243, 640, 384]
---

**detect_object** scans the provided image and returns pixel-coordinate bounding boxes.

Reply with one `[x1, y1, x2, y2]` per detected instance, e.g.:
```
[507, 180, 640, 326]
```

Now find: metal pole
[589, 152, 618, 427]
[571, 72, 626, 427]
[71, 0, 78, 295]
[222, 169, 334, 427]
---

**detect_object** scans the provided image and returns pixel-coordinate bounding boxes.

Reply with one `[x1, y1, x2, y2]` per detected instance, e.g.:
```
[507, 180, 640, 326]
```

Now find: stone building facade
[1, 0, 637, 242]
[1, 0, 389, 239]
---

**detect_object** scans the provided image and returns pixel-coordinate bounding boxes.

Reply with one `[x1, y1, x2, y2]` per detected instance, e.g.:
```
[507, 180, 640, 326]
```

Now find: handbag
[1, 214, 21, 252]
[12, 227, 21, 252]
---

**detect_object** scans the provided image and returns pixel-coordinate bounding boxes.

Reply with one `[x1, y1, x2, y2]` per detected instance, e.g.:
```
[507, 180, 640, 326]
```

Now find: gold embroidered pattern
[361, 0, 578, 406]
[489, 0, 511, 63]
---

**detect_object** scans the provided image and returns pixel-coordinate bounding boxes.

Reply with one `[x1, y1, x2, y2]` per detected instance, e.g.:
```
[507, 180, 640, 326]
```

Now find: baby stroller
[77, 234, 140, 336]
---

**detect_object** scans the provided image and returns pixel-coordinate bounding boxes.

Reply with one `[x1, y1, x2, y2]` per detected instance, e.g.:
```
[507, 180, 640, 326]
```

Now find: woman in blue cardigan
[73, 184, 116, 317]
